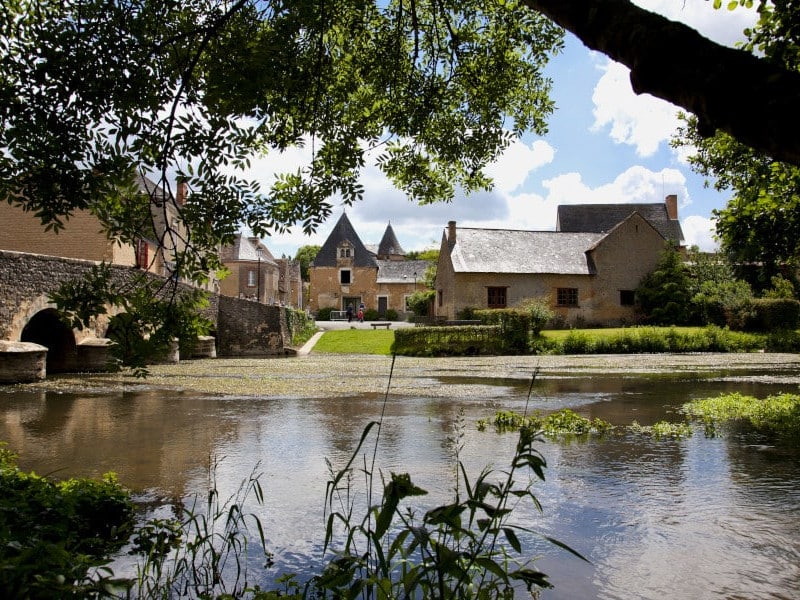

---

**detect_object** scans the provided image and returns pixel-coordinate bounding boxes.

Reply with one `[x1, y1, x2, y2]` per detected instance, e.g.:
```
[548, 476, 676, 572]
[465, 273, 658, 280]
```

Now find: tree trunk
[523, 0, 800, 166]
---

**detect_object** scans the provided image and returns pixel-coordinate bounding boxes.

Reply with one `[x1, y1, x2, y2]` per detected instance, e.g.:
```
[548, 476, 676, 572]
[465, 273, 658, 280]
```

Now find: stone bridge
[0, 250, 293, 377]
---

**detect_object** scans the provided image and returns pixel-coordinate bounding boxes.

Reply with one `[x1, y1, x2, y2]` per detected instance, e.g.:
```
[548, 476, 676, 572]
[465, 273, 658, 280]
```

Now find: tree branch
[522, 0, 800, 166]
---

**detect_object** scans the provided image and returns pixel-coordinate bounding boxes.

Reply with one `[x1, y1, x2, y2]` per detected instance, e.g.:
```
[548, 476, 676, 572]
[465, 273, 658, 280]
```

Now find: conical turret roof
[311, 212, 378, 267]
[377, 222, 405, 258]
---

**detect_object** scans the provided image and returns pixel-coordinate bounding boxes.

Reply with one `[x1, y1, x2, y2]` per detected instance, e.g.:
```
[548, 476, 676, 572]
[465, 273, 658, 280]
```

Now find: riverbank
[18, 352, 800, 399]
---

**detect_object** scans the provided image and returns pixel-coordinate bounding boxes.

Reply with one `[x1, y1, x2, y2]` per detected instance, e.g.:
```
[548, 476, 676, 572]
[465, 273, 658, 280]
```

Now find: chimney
[176, 179, 188, 206]
[665, 194, 678, 220]
[447, 220, 457, 243]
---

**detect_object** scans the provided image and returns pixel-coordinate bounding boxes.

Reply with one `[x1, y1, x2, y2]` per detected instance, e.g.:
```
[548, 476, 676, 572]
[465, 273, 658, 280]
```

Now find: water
[1, 370, 799, 599]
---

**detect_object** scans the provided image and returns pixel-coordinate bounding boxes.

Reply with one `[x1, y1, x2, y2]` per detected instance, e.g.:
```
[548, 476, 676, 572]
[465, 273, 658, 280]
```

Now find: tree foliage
[294, 244, 321, 281]
[635, 244, 693, 325]
[1, 0, 563, 262]
[673, 1, 800, 284]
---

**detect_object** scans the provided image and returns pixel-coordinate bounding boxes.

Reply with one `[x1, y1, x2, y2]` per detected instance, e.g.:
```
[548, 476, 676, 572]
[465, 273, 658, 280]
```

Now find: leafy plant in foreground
[0, 443, 134, 599]
[315, 365, 587, 598]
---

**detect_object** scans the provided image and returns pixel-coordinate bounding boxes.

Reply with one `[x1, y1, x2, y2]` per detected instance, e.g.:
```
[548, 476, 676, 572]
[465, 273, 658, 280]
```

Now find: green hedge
[393, 325, 503, 356]
[749, 298, 800, 331]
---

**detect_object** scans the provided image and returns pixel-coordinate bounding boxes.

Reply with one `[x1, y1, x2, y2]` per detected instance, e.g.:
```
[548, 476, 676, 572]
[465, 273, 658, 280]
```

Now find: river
[1, 353, 799, 599]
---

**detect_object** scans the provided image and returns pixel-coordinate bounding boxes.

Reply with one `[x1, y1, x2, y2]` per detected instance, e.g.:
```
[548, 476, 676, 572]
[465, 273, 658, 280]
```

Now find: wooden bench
[370, 322, 392, 330]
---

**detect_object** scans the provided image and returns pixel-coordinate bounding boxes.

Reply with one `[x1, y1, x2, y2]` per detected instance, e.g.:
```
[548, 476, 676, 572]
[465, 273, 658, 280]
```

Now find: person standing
[346, 303, 354, 322]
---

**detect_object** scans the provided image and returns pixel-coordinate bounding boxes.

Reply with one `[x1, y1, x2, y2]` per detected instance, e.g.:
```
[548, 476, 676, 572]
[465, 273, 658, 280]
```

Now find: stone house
[434, 197, 684, 326]
[0, 175, 218, 291]
[219, 234, 302, 307]
[308, 212, 430, 318]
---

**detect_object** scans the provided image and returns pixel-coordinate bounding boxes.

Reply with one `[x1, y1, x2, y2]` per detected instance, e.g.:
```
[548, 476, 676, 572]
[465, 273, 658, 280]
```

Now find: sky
[246, 1, 758, 259]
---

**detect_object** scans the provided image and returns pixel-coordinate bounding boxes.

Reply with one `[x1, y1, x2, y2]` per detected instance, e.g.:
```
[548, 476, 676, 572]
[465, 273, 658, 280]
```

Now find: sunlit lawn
[312, 329, 395, 355]
[541, 326, 706, 341]
[310, 326, 713, 355]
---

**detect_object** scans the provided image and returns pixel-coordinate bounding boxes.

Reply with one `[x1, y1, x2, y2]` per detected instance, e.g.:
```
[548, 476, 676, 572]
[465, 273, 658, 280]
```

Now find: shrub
[516, 297, 554, 334]
[316, 306, 336, 320]
[691, 278, 754, 329]
[456, 306, 476, 320]
[0, 443, 134, 598]
[406, 290, 435, 316]
[474, 308, 533, 353]
[364, 308, 380, 321]
[636, 244, 693, 325]
[385, 308, 399, 321]
[749, 297, 800, 331]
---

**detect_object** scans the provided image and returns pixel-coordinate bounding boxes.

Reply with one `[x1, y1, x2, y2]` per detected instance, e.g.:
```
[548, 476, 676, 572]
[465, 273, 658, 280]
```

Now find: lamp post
[256, 247, 263, 303]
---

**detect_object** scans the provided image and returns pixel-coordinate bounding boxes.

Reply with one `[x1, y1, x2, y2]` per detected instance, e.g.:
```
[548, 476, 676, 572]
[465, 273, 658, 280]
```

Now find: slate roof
[377, 259, 431, 283]
[219, 234, 277, 265]
[449, 228, 604, 275]
[557, 203, 683, 242]
[312, 212, 378, 267]
[377, 223, 405, 256]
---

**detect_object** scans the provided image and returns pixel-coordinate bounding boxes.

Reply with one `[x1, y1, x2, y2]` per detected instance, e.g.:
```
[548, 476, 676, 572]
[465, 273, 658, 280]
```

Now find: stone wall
[216, 296, 291, 356]
[0, 250, 219, 341]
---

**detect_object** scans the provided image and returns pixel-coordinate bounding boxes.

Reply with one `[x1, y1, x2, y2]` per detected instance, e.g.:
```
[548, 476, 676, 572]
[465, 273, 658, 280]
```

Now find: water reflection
[1, 374, 799, 598]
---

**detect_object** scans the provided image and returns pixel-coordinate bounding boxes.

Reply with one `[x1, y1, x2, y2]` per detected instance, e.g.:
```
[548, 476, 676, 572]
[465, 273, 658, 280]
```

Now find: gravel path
[22, 352, 800, 399]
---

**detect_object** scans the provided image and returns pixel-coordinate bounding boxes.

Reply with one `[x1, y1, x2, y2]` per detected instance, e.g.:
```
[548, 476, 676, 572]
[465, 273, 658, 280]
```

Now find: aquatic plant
[477, 408, 613, 437]
[682, 392, 800, 439]
[629, 420, 694, 439]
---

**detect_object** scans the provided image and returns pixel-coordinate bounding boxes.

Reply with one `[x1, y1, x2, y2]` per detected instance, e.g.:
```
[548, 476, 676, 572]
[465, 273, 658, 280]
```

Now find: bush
[286, 307, 317, 346]
[691, 278, 754, 329]
[364, 308, 380, 321]
[0, 443, 134, 598]
[474, 308, 534, 353]
[749, 297, 800, 331]
[516, 297, 554, 334]
[385, 308, 399, 321]
[456, 306, 476, 320]
[316, 306, 336, 320]
[406, 290, 435, 316]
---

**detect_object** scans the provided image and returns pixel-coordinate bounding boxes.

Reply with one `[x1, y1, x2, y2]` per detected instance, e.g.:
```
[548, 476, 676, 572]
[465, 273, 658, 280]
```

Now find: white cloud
[636, 0, 756, 47]
[544, 165, 688, 206]
[681, 215, 719, 252]
[486, 139, 555, 193]
[591, 61, 681, 157]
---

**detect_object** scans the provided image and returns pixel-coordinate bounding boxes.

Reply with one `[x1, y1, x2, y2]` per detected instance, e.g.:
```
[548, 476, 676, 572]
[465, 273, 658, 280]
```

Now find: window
[247, 270, 257, 287]
[438, 290, 443, 307]
[340, 269, 351, 284]
[487, 287, 507, 308]
[556, 287, 579, 307]
[620, 290, 635, 306]
[339, 248, 351, 258]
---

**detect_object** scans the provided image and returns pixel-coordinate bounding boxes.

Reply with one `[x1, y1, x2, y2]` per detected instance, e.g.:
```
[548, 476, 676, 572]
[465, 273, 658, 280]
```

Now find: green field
[311, 329, 395, 355]
[310, 326, 762, 356]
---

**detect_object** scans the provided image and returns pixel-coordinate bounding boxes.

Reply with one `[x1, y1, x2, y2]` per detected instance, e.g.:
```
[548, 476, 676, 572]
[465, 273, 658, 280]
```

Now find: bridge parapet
[0, 250, 219, 342]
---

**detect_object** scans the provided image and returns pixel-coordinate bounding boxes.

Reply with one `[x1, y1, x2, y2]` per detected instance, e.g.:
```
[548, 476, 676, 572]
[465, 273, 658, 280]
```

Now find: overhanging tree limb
[523, 0, 800, 166]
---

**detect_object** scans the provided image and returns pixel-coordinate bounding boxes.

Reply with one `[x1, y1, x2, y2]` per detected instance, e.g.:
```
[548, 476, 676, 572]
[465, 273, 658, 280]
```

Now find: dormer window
[337, 241, 354, 260]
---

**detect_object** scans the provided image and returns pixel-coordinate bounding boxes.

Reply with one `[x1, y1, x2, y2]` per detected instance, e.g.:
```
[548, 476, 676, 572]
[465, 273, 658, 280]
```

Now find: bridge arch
[20, 308, 77, 373]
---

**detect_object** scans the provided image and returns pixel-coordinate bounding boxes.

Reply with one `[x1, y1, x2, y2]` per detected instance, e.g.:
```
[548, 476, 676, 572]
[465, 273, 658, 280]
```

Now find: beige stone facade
[308, 213, 430, 317]
[219, 234, 302, 307]
[435, 210, 675, 327]
[1, 177, 218, 292]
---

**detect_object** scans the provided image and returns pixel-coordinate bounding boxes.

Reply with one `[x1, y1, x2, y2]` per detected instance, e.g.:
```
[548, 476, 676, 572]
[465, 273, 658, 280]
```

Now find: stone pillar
[0, 341, 47, 383]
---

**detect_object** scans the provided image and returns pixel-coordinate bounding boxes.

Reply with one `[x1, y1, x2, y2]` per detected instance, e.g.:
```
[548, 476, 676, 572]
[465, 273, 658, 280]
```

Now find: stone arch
[20, 308, 77, 373]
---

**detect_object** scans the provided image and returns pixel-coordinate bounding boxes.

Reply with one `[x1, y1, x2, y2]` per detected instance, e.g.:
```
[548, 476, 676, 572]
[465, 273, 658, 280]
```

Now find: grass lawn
[310, 326, 723, 356]
[541, 326, 706, 341]
[312, 329, 395, 355]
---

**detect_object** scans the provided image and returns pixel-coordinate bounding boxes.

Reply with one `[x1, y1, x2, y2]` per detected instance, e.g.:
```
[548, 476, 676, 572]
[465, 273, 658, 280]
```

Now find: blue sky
[247, 1, 757, 259]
